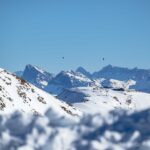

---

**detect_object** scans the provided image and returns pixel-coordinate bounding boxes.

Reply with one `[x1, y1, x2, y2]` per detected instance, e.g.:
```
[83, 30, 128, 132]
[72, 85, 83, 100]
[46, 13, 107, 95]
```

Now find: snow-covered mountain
[16, 65, 150, 94]
[76, 66, 92, 78]
[22, 64, 54, 89]
[93, 65, 150, 80]
[0, 68, 80, 117]
[93, 65, 150, 92]
[58, 86, 150, 115]
[45, 70, 98, 95]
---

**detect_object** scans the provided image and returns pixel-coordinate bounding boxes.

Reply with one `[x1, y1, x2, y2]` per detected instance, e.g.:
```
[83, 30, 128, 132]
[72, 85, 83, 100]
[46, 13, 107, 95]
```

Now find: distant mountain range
[93, 65, 150, 92]
[15, 64, 150, 94]
[0, 65, 149, 116]
[93, 65, 150, 80]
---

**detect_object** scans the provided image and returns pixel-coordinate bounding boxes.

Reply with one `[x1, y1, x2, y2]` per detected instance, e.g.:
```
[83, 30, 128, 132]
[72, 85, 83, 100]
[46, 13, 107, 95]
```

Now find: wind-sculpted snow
[0, 109, 150, 150]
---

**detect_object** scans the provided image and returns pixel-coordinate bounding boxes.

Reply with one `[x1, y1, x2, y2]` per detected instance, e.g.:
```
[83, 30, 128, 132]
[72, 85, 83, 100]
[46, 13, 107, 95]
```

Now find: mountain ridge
[21, 64, 54, 89]
[15, 64, 150, 94]
[0, 67, 81, 117]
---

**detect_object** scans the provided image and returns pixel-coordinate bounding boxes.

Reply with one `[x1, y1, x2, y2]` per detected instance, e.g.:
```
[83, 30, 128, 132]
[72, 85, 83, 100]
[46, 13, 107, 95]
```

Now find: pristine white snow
[58, 86, 150, 115]
[0, 68, 81, 118]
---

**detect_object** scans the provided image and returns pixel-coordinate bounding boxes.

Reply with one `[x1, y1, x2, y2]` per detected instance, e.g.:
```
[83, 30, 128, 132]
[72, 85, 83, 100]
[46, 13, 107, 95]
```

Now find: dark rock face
[48, 71, 93, 88]
[76, 67, 92, 78]
[45, 71, 94, 95]
[93, 65, 150, 93]
[22, 64, 54, 89]
[16, 65, 150, 93]
[93, 65, 150, 81]
[49, 71, 74, 88]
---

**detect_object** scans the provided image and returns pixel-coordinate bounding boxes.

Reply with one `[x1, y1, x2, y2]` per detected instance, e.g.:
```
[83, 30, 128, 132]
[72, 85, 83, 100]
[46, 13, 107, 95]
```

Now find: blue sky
[0, 0, 150, 73]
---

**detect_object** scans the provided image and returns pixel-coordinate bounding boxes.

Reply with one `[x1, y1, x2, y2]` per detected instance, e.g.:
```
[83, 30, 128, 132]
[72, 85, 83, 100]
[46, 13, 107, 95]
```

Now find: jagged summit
[76, 66, 92, 78]
[22, 64, 54, 89]
[48, 70, 93, 88]
[45, 70, 96, 95]
[14, 64, 150, 94]
[93, 65, 150, 79]
[23, 64, 49, 78]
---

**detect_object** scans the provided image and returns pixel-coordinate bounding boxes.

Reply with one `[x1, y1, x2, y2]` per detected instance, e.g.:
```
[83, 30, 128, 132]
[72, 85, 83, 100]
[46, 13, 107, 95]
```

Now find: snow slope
[0, 68, 81, 117]
[58, 86, 150, 115]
